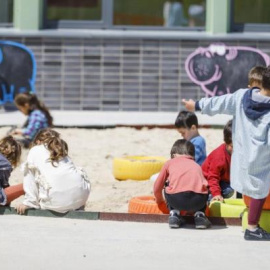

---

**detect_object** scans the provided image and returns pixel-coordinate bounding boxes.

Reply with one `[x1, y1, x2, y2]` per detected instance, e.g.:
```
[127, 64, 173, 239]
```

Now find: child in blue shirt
[175, 111, 206, 165]
[11, 92, 53, 148]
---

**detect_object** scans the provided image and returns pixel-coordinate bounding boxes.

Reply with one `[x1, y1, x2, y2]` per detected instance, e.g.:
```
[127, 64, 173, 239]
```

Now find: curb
[0, 206, 242, 226]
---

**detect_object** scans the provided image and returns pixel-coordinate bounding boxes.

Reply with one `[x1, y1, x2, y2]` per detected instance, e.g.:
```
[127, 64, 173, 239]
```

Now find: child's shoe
[244, 226, 270, 241]
[168, 210, 185, 229]
[194, 211, 211, 229]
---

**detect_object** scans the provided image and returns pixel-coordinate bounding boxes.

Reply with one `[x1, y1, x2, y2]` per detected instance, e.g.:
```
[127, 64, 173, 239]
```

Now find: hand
[16, 204, 29, 215]
[211, 195, 224, 202]
[182, 99, 195, 112]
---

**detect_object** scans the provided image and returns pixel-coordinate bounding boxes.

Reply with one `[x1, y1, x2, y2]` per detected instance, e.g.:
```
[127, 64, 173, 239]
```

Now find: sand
[0, 126, 223, 213]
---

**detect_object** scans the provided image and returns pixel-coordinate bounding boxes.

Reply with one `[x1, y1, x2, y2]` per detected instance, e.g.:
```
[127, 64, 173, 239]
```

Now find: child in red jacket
[154, 139, 210, 229]
[202, 120, 238, 202]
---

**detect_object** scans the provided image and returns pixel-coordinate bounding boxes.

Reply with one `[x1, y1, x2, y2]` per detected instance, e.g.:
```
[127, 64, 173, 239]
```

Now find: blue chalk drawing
[0, 41, 36, 105]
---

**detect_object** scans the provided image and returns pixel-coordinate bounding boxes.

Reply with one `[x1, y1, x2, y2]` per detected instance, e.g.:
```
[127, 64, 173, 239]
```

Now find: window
[45, 0, 205, 30]
[46, 0, 110, 28]
[47, 0, 102, 21]
[113, 0, 206, 28]
[233, 0, 270, 31]
[0, 0, 13, 27]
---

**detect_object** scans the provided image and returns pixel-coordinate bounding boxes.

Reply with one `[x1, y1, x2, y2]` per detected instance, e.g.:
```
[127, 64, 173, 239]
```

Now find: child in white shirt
[16, 129, 90, 214]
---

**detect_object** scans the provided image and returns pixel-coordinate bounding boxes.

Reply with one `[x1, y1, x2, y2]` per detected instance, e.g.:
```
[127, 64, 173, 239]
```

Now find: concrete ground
[1, 216, 270, 270]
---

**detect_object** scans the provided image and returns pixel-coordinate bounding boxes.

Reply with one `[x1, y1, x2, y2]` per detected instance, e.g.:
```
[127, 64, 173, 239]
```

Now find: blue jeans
[208, 181, 234, 201]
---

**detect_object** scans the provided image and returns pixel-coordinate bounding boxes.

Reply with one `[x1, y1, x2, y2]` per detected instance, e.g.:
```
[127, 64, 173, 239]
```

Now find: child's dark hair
[32, 128, 68, 166]
[170, 139, 195, 158]
[262, 66, 270, 90]
[14, 92, 53, 127]
[248, 66, 265, 86]
[0, 136, 21, 167]
[175, 111, 198, 129]
[224, 120, 232, 145]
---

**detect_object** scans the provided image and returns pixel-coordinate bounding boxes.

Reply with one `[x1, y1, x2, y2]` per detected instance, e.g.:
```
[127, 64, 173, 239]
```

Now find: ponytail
[46, 136, 68, 166]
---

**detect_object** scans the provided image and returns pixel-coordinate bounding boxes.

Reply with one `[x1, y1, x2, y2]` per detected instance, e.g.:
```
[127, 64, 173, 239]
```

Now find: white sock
[194, 211, 205, 217]
[170, 210, 180, 216]
[248, 226, 258, 232]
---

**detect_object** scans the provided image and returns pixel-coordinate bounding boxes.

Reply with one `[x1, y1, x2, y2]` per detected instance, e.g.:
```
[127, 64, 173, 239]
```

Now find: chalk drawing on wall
[185, 43, 270, 97]
[0, 41, 36, 106]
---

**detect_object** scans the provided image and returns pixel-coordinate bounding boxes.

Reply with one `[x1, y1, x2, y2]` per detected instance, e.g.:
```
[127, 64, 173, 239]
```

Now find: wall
[1, 34, 269, 111]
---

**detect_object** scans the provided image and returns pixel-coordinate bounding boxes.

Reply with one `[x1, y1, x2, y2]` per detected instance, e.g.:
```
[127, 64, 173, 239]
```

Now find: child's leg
[165, 191, 208, 212]
[244, 197, 270, 241]
[248, 197, 266, 228]
[4, 183, 24, 204]
[220, 181, 234, 199]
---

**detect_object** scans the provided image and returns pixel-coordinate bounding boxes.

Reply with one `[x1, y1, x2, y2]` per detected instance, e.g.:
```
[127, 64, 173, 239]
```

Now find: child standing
[16, 129, 90, 214]
[202, 120, 234, 202]
[182, 65, 270, 240]
[154, 139, 211, 229]
[0, 136, 24, 206]
[175, 111, 206, 165]
[11, 92, 53, 148]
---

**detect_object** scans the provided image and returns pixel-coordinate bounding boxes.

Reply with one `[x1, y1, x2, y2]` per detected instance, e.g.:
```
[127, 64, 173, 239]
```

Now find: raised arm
[182, 89, 245, 116]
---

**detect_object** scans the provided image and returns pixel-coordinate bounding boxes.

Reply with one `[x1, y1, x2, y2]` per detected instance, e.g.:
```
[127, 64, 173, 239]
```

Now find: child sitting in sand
[11, 92, 53, 148]
[175, 111, 206, 165]
[16, 129, 90, 214]
[202, 120, 238, 202]
[154, 139, 211, 229]
[0, 136, 24, 206]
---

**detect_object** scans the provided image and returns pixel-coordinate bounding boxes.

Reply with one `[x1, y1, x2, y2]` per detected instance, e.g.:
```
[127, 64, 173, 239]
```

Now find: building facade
[0, 0, 269, 111]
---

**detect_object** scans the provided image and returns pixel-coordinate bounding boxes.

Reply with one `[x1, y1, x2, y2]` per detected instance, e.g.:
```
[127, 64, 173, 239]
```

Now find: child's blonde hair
[32, 128, 68, 166]
[0, 136, 21, 167]
[248, 66, 266, 87]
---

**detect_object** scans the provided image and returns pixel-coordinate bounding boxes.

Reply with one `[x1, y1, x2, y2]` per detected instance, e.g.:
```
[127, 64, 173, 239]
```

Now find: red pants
[4, 183, 24, 204]
[248, 197, 266, 226]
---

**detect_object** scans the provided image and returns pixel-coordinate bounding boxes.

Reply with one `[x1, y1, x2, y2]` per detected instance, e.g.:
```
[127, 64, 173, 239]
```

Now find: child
[248, 66, 265, 88]
[175, 111, 206, 165]
[0, 136, 24, 206]
[202, 120, 234, 202]
[154, 139, 211, 229]
[182, 65, 270, 240]
[11, 92, 53, 148]
[16, 129, 90, 214]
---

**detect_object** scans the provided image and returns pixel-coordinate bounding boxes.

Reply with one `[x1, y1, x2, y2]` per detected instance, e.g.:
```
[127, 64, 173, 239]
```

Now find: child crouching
[154, 139, 211, 229]
[16, 129, 90, 214]
[0, 136, 24, 205]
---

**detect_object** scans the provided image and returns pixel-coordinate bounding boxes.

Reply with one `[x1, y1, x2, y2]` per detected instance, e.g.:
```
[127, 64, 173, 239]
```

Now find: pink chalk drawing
[185, 43, 270, 97]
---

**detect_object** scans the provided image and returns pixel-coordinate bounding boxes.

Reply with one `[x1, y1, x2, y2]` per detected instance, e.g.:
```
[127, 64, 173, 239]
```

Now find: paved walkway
[0, 111, 231, 127]
[1, 215, 269, 270]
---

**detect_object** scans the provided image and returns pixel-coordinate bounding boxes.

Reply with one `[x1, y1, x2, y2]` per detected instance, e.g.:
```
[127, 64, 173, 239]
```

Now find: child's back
[182, 65, 270, 240]
[24, 144, 90, 213]
[21, 129, 90, 213]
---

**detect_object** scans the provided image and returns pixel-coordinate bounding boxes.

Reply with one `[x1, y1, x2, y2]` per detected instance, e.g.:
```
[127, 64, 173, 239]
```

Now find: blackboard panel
[0, 41, 36, 106]
[185, 44, 270, 96]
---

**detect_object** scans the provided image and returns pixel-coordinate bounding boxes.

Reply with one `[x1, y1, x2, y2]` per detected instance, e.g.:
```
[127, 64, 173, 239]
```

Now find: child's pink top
[153, 155, 208, 203]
